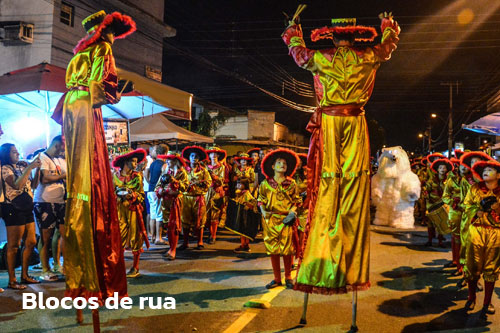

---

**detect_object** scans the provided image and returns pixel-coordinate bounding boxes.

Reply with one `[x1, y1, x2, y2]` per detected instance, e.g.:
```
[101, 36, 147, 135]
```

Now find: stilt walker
[282, 5, 400, 329]
[205, 147, 228, 244]
[112, 149, 150, 278]
[51, 10, 136, 328]
[156, 152, 188, 260]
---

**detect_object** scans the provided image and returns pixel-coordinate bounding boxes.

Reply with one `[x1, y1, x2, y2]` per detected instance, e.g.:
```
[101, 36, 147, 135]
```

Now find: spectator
[51, 148, 67, 275]
[0, 143, 41, 290]
[145, 144, 169, 244]
[33, 136, 66, 281]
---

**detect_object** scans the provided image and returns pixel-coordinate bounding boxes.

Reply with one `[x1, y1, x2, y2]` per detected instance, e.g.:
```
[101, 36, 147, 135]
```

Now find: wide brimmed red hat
[74, 11, 136, 54]
[430, 158, 454, 174]
[472, 160, 500, 181]
[235, 153, 253, 162]
[460, 151, 493, 170]
[182, 146, 208, 162]
[247, 147, 261, 156]
[311, 18, 378, 43]
[206, 146, 227, 161]
[450, 158, 461, 167]
[261, 149, 299, 179]
[426, 153, 444, 165]
[158, 151, 186, 168]
[112, 148, 146, 169]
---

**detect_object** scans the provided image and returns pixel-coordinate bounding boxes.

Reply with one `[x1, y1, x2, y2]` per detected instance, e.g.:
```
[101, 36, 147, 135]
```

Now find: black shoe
[178, 244, 188, 251]
[484, 303, 495, 314]
[424, 241, 432, 247]
[234, 246, 251, 253]
[265, 280, 282, 289]
[465, 299, 476, 311]
[195, 244, 204, 250]
[285, 279, 294, 289]
[444, 261, 455, 268]
[207, 238, 214, 245]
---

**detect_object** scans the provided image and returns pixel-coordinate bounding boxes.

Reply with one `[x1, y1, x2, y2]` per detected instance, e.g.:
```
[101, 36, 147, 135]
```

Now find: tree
[195, 109, 227, 137]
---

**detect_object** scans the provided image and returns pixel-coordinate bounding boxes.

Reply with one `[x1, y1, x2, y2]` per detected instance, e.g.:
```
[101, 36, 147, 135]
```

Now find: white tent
[130, 114, 213, 144]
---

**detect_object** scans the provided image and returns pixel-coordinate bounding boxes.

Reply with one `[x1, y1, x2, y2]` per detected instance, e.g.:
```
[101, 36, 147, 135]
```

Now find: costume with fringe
[182, 165, 212, 229]
[283, 16, 399, 294]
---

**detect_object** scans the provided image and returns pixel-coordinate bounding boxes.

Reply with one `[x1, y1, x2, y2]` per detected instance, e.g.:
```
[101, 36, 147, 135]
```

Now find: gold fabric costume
[157, 168, 188, 231]
[206, 163, 227, 226]
[459, 174, 476, 265]
[283, 19, 398, 294]
[442, 173, 462, 237]
[113, 171, 145, 253]
[423, 173, 450, 234]
[182, 165, 212, 229]
[463, 182, 500, 282]
[62, 40, 127, 299]
[296, 175, 308, 232]
[258, 178, 300, 255]
[234, 165, 255, 191]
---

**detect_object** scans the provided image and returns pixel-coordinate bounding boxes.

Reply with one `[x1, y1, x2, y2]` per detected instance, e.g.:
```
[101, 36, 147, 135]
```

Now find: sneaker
[285, 279, 294, 289]
[126, 268, 140, 278]
[41, 270, 58, 282]
[234, 246, 251, 254]
[265, 280, 283, 289]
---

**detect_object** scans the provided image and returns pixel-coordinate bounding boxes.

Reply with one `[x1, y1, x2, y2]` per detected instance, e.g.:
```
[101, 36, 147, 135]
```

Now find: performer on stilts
[156, 152, 188, 260]
[258, 149, 301, 289]
[205, 147, 228, 244]
[112, 149, 149, 278]
[51, 11, 135, 320]
[282, 6, 399, 327]
[462, 159, 500, 318]
[180, 146, 212, 250]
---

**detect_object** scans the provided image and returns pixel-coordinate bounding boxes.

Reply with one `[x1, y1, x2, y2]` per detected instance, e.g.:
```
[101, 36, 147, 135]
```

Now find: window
[60, 2, 74, 27]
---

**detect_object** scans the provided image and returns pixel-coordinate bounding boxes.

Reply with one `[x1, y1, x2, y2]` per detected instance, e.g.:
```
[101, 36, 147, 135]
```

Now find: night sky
[162, 0, 500, 153]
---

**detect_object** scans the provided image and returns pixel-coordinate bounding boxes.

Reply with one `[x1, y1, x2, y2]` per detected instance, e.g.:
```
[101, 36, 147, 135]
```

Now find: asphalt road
[0, 226, 499, 332]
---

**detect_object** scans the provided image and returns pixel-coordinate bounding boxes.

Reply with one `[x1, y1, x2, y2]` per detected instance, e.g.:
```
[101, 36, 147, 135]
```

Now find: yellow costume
[296, 174, 308, 232]
[182, 165, 212, 229]
[234, 165, 255, 191]
[113, 171, 145, 253]
[157, 168, 189, 229]
[283, 14, 399, 293]
[463, 182, 500, 282]
[423, 173, 450, 235]
[258, 178, 300, 255]
[206, 163, 227, 227]
[443, 172, 462, 237]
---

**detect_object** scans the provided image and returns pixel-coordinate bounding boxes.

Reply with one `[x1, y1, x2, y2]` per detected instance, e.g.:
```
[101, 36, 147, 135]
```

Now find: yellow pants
[297, 114, 370, 290]
[448, 209, 462, 238]
[464, 225, 500, 282]
[263, 214, 294, 255]
[117, 203, 143, 253]
[181, 195, 207, 229]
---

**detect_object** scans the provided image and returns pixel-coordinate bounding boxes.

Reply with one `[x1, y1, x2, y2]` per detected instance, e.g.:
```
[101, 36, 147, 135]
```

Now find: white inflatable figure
[371, 146, 421, 229]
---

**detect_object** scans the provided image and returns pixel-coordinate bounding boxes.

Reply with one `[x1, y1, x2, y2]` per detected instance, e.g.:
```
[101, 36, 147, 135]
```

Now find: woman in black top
[0, 143, 41, 289]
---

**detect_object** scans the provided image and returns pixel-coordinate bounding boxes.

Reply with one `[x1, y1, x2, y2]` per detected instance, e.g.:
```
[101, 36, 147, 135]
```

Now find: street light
[418, 133, 425, 153]
[431, 113, 437, 118]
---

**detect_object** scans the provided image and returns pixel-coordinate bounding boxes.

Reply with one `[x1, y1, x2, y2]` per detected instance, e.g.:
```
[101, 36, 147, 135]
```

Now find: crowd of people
[410, 150, 500, 318]
[0, 132, 310, 291]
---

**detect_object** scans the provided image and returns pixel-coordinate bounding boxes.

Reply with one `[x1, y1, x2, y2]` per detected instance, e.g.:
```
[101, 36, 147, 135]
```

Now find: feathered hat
[182, 146, 208, 162]
[430, 158, 454, 174]
[261, 149, 299, 179]
[205, 146, 227, 161]
[311, 17, 378, 43]
[460, 151, 493, 170]
[74, 10, 136, 54]
[112, 148, 146, 169]
[472, 160, 500, 181]
[158, 151, 186, 168]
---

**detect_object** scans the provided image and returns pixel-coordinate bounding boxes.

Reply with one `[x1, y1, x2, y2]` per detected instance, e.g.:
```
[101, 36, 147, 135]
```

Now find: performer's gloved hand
[282, 211, 297, 226]
[480, 196, 497, 212]
[379, 12, 401, 35]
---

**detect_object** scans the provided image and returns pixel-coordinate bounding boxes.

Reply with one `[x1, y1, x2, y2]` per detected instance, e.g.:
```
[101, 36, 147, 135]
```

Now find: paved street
[1, 226, 499, 332]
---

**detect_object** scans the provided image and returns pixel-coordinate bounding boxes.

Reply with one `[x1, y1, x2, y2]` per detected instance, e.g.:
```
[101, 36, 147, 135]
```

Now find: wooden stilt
[299, 293, 309, 325]
[349, 290, 358, 332]
[76, 309, 83, 324]
[92, 309, 101, 333]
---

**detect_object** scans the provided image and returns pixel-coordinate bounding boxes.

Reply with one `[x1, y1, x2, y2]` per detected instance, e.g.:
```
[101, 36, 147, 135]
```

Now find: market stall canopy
[463, 112, 500, 136]
[130, 114, 213, 144]
[0, 63, 193, 120]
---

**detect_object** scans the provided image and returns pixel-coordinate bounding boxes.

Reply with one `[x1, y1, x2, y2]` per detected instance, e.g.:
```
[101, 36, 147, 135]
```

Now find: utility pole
[441, 81, 461, 155]
[428, 124, 432, 153]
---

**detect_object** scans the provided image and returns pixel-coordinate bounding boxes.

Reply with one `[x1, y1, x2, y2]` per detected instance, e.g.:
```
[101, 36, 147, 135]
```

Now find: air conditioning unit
[0, 21, 34, 45]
